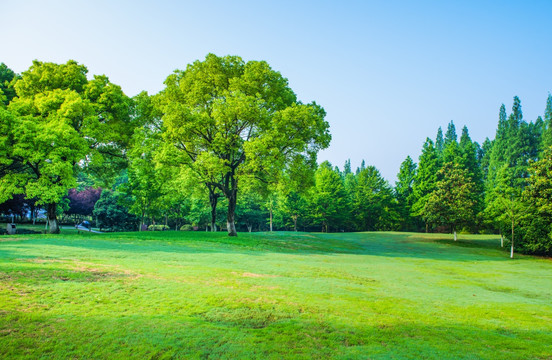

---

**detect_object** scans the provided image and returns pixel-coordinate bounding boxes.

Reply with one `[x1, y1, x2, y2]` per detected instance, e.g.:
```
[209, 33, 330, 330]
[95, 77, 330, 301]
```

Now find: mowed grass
[0, 231, 551, 359]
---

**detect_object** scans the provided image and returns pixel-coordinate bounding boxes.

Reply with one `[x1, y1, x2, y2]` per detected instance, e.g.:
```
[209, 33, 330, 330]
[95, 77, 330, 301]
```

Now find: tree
[156, 54, 330, 236]
[435, 127, 444, 156]
[65, 187, 102, 223]
[350, 165, 398, 231]
[458, 126, 484, 229]
[411, 138, 441, 231]
[518, 147, 552, 256]
[311, 162, 350, 232]
[541, 94, 552, 150]
[93, 190, 137, 231]
[395, 156, 417, 230]
[421, 162, 475, 241]
[444, 120, 457, 146]
[0, 60, 133, 233]
[0, 63, 18, 107]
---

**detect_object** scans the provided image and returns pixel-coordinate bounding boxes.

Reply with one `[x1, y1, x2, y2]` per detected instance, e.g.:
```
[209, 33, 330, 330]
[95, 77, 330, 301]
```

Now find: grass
[0, 230, 551, 359]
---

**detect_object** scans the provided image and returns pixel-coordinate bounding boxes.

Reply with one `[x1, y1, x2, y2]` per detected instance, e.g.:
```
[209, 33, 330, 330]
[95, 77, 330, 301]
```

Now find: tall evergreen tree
[411, 138, 441, 231]
[395, 156, 417, 230]
[421, 162, 475, 241]
[444, 121, 457, 145]
[0, 63, 18, 106]
[542, 94, 552, 150]
[459, 126, 485, 227]
[311, 162, 350, 232]
[480, 138, 493, 182]
[435, 127, 444, 156]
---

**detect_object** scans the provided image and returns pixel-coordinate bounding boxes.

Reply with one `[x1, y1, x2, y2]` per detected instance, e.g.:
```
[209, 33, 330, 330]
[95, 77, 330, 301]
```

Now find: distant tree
[278, 189, 308, 231]
[156, 54, 330, 236]
[65, 187, 102, 223]
[458, 126, 484, 229]
[519, 147, 552, 256]
[93, 191, 137, 231]
[444, 120, 457, 145]
[395, 156, 417, 230]
[351, 165, 398, 231]
[411, 138, 441, 231]
[0, 63, 18, 106]
[541, 94, 552, 150]
[0, 194, 28, 220]
[421, 162, 475, 241]
[479, 137, 493, 182]
[311, 162, 350, 232]
[435, 127, 444, 156]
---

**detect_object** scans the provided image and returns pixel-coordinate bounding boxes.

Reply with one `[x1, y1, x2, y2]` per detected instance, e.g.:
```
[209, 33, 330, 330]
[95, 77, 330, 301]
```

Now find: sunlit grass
[0, 231, 550, 359]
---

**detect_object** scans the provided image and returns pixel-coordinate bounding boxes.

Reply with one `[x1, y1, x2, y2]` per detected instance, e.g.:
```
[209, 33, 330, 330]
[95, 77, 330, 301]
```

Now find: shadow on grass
[0, 311, 550, 359]
[0, 231, 514, 262]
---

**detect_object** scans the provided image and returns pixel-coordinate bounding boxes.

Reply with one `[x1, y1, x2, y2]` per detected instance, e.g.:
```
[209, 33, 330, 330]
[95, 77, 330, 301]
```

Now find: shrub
[148, 225, 169, 231]
[180, 224, 193, 231]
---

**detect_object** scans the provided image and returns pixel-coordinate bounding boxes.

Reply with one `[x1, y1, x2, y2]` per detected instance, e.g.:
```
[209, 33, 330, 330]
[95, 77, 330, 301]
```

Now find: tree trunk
[510, 219, 514, 259]
[47, 203, 60, 234]
[226, 188, 238, 236]
[293, 215, 298, 232]
[247, 224, 252, 233]
[453, 228, 457, 241]
[500, 234, 504, 248]
[269, 207, 273, 232]
[209, 190, 219, 232]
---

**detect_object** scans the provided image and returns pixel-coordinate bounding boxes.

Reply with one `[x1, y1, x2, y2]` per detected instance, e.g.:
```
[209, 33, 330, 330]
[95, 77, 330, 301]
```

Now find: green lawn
[0, 231, 550, 359]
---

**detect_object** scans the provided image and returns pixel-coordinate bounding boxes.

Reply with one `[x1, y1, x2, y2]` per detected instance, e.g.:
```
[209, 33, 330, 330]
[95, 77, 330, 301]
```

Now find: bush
[148, 225, 169, 231]
[180, 224, 193, 231]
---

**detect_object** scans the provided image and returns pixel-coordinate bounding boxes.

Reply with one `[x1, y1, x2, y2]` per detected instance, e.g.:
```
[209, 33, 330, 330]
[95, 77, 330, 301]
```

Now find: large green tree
[421, 162, 475, 241]
[411, 138, 441, 231]
[0, 60, 133, 233]
[156, 54, 330, 236]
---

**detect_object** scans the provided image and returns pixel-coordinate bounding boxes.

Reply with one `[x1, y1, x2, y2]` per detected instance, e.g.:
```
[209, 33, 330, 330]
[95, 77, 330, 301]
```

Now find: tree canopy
[156, 54, 331, 236]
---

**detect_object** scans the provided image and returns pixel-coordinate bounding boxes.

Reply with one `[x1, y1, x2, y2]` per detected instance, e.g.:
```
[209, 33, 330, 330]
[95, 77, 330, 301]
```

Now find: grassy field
[0, 230, 550, 359]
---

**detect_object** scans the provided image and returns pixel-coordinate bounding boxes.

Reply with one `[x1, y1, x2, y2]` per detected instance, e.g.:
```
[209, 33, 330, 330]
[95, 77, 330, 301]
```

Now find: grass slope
[0, 231, 551, 359]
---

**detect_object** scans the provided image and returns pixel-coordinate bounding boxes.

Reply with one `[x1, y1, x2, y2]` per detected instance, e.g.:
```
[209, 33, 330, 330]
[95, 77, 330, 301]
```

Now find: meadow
[0, 230, 550, 359]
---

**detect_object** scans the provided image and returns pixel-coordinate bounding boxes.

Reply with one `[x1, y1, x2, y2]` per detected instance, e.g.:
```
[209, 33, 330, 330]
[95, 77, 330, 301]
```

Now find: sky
[2, 0, 552, 182]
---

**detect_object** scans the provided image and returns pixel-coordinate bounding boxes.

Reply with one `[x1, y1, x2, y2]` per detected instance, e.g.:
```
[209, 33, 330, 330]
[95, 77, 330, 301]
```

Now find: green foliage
[0, 63, 18, 106]
[349, 165, 398, 231]
[0, 60, 133, 233]
[519, 147, 552, 255]
[421, 162, 475, 233]
[411, 138, 440, 222]
[156, 54, 330, 236]
[311, 162, 351, 232]
[148, 224, 169, 231]
[180, 224, 194, 231]
[395, 156, 417, 230]
[93, 190, 137, 231]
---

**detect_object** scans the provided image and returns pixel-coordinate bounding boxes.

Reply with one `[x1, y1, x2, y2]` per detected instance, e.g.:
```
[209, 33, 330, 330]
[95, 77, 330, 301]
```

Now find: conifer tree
[395, 156, 417, 230]
[312, 162, 350, 232]
[435, 127, 444, 156]
[444, 121, 457, 145]
[542, 94, 552, 150]
[421, 162, 475, 241]
[411, 138, 441, 231]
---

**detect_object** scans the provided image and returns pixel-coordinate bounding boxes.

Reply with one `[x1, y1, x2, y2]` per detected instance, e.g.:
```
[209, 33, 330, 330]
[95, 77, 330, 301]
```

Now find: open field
[0, 231, 551, 359]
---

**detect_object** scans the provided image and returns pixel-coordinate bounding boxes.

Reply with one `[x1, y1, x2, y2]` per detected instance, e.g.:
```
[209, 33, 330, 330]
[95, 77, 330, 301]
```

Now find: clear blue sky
[3, 0, 552, 182]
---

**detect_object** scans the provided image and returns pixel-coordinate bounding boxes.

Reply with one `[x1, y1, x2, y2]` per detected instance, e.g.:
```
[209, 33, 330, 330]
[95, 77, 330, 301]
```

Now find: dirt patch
[234, 272, 278, 278]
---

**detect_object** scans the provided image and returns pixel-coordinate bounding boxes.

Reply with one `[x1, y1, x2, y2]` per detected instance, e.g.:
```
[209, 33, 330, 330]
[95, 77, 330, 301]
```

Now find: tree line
[1, 58, 551, 256]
